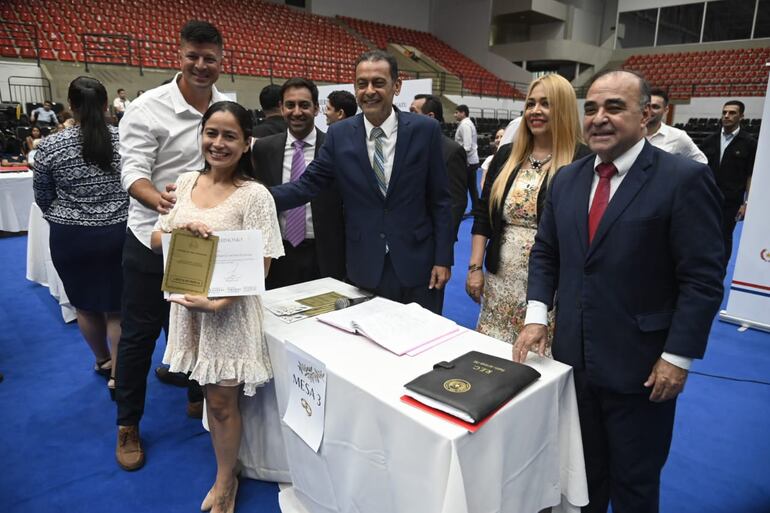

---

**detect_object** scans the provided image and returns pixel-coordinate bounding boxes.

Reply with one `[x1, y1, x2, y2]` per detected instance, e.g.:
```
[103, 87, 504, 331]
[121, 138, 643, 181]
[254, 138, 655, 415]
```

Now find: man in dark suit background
[410, 94, 467, 241]
[699, 100, 757, 266]
[253, 84, 287, 139]
[514, 70, 724, 513]
[270, 50, 453, 314]
[251, 78, 345, 289]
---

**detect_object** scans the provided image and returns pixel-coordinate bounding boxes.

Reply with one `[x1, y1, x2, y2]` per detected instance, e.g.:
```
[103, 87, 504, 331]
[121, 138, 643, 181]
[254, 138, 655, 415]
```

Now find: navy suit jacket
[270, 110, 453, 289]
[527, 141, 724, 393]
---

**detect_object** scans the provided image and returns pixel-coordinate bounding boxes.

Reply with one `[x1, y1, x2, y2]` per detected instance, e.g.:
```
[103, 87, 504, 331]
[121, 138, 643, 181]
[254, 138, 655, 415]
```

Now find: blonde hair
[489, 74, 582, 215]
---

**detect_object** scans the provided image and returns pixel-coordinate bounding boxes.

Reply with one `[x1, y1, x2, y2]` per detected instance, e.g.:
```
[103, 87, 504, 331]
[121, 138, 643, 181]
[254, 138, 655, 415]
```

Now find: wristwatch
[468, 263, 482, 272]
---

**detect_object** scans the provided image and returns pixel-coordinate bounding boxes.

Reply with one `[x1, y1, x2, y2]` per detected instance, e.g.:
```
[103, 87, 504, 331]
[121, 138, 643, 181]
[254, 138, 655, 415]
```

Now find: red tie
[588, 162, 617, 244]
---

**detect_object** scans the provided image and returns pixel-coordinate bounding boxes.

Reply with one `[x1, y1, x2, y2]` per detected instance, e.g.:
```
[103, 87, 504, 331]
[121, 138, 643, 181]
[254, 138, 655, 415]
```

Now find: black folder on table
[404, 351, 541, 423]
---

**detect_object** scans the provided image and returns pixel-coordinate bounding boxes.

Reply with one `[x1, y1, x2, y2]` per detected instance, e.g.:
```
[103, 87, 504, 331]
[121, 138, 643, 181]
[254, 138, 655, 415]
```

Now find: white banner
[282, 342, 328, 452]
[720, 72, 770, 332]
[315, 79, 433, 132]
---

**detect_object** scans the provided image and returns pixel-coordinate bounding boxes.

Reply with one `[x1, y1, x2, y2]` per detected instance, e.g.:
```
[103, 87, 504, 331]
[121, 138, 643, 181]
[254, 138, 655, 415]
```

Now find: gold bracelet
[468, 263, 483, 272]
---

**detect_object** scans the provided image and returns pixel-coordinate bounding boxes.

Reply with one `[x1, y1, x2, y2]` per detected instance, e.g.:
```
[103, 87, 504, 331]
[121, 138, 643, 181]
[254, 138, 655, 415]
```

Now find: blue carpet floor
[1, 218, 769, 513]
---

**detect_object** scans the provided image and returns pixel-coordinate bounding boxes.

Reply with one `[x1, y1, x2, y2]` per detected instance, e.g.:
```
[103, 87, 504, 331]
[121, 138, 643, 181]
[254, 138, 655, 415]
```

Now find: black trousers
[573, 370, 676, 513]
[368, 253, 441, 314]
[721, 204, 740, 267]
[466, 164, 480, 211]
[115, 231, 203, 426]
[265, 238, 320, 290]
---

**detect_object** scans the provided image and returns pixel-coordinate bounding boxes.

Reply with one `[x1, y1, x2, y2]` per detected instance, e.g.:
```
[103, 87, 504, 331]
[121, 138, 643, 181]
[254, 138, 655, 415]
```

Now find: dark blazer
[699, 129, 757, 207]
[270, 110, 453, 290]
[527, 141, 724, 393]
[253, 115, 288, 139]
[471, 142, 591, 274]
[251, 129, 346, 282]
[442, 135, 468, 241]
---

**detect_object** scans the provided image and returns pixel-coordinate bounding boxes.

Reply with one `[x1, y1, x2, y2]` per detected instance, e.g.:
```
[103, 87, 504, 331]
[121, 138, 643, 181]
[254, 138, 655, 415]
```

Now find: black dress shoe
[155, 365, 191, 387]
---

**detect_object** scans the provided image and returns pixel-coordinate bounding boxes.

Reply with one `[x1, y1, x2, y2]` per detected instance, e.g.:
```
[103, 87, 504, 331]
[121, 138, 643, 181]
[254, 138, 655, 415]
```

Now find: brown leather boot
[116, 425, 145, 471]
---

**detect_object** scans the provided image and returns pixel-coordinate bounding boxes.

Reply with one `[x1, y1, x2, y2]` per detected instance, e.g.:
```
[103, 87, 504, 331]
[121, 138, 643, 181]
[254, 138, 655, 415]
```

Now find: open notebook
[317, 297, 459, 356]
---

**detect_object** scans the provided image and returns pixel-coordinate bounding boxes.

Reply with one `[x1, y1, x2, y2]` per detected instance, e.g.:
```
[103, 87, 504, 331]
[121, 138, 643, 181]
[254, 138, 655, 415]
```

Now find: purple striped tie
[284, 140, 306, 247]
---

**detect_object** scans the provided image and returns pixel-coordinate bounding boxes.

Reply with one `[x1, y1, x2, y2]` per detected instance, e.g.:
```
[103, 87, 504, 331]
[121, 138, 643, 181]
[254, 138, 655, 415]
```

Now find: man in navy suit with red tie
[270, 50, 452, 313]
[514, 70, 724, 513]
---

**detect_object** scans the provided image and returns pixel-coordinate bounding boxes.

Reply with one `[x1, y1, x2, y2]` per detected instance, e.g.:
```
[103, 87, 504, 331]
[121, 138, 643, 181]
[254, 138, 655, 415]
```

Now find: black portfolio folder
[404, 351, 541, 423]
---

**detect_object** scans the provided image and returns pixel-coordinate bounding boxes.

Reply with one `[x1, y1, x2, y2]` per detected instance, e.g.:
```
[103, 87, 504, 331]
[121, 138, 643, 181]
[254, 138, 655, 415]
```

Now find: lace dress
[477, 164, 554, 347]
[155, 171, 285, 395]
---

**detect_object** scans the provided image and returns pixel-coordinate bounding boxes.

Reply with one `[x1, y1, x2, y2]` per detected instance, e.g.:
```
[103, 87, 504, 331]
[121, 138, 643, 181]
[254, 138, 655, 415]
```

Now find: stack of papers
[317, 297, 459, 356]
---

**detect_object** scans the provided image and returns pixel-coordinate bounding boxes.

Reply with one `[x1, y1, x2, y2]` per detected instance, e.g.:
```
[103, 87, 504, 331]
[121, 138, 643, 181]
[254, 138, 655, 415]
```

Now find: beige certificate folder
[161, 229, 219, 296]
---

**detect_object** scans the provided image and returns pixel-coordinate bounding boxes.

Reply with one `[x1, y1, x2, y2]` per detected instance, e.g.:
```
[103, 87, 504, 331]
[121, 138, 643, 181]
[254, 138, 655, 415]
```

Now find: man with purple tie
[251, 78, 345, 289]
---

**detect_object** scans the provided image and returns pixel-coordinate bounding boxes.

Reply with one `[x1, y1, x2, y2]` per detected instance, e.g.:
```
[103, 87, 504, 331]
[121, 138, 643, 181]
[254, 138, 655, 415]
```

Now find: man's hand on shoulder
[127, 179, 176, 214]
[158, 183, 177, 214]
[512, 324, 548, 362]
[644, 358, 688, 402]
[429, 265, 451, 290]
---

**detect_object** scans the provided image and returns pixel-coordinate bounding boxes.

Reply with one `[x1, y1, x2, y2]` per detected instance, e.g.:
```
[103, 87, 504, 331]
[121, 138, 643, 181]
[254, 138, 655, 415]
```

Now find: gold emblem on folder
[443, 379, 471, 393]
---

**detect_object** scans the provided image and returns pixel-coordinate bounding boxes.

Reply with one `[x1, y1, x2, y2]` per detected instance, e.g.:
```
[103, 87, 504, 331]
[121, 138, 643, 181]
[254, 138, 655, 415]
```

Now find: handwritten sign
[282, 342, 327, 452]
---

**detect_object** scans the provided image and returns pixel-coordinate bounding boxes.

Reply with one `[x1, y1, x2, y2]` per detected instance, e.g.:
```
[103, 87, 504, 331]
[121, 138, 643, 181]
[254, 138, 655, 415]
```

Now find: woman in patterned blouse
[33, 76, 128, 397]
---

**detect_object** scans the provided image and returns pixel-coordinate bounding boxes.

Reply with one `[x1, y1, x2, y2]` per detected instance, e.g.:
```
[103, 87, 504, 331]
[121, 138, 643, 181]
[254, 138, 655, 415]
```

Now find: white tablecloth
[245, 278, 588, 513]
[0, 170, 33, 232]
[25, 202, 77, 322]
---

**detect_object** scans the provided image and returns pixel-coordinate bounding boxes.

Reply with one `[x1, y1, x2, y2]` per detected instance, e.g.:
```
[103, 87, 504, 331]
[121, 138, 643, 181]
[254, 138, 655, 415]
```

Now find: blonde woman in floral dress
[466, 75, 589, 348]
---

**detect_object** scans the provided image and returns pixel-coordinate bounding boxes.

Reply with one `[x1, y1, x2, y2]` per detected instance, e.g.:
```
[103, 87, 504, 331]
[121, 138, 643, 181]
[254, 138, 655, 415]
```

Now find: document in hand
[316, 297, 459, 356]
[403, 351, 541, 424]
[161, 230, 265, 298]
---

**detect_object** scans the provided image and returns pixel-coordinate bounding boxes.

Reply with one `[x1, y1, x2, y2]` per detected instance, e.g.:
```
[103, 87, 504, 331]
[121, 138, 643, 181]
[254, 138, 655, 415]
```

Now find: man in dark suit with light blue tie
[513, 70, 724, 513]
[270, 50, 452, 313]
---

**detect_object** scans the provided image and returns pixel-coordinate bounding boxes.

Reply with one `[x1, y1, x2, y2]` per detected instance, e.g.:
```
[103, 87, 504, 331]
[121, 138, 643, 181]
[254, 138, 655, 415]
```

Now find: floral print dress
[477, 164, 554, 349]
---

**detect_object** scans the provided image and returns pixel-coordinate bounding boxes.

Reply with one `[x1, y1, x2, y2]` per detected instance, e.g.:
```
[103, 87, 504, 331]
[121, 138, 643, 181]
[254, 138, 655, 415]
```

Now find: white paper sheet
[317, 298, 459, 355]
[161, 229, 264, 298]
[282, 342, 328, 452]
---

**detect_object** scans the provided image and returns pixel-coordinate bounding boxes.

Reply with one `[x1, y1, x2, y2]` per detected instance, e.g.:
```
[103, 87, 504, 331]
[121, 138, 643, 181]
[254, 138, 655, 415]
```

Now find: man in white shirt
[453, 104, 480, 213]
[645, 88, 706, 163]
[31, 100, 57, 127]
[513, 70, 723, 513]
[112, 88, 131, 121]
[499, 115, 522, 146]
[114, 20, 227, 472]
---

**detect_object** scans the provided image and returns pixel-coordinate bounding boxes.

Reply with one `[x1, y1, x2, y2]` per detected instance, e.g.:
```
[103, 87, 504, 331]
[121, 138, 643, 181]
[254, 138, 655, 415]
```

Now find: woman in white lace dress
[151, 101, 283, 513]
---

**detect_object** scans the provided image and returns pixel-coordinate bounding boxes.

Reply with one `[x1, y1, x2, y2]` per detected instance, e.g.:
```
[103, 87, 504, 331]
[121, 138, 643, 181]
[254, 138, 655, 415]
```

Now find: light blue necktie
[370, 127, 388, 196]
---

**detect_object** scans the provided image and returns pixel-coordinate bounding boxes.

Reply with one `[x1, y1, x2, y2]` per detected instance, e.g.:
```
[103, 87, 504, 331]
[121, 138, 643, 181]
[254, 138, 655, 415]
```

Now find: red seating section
[623, 49, 770, 99]
[340, 16, 522, 98]
[0, 0, 368, 82]
[0, 0, 520, 98]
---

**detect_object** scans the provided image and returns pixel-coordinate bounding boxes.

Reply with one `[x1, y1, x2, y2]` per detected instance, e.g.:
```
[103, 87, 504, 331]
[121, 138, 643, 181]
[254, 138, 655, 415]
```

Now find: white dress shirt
[120, 73, 226, 248]
[524, 138, 692, 369]
[113, 97, 130, 113]
[720, 127, 739, 161]
[280, 129, 316, 239]
[363, 108, 398, 186]
[646, 123, 707, 164]
[500, 117, 522, 146]
[454, 117, 479, 164]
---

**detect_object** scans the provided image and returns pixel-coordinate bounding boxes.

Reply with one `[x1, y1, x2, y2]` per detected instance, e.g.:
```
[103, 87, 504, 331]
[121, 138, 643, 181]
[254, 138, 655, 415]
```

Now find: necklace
[527, 154, 552, 169]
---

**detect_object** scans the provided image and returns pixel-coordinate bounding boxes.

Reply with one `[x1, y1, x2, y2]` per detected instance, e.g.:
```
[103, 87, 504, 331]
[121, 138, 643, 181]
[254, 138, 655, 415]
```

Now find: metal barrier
[6, 76, 52, 107]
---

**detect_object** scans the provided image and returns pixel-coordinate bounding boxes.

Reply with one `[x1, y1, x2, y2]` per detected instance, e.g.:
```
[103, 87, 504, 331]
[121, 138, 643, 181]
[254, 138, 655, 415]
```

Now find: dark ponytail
[68, 76, 113, 171]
